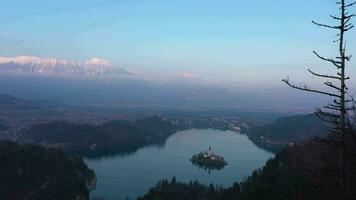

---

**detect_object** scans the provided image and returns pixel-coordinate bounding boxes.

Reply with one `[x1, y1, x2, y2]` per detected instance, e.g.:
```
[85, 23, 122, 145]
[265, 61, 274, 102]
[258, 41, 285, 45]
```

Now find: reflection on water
[85, 129, 274, 200]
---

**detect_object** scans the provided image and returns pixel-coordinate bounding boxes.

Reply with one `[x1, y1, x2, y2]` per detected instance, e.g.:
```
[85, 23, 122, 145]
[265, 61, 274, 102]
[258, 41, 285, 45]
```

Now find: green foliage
[0, 141, 95, 200]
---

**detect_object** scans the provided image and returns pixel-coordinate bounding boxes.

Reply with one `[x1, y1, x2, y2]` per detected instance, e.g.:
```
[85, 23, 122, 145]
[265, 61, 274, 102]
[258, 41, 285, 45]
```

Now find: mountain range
[0, 56, 323, 112]
[0, 56, 132, 77]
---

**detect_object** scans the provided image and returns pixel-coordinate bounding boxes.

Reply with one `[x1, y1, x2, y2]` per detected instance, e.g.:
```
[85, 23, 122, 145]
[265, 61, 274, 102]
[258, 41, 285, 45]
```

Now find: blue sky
[0, 0, 355, 86]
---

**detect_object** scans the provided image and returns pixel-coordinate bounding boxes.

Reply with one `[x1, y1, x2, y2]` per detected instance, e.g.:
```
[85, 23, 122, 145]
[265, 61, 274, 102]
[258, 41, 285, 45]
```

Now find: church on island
[191, 146, 228, 170]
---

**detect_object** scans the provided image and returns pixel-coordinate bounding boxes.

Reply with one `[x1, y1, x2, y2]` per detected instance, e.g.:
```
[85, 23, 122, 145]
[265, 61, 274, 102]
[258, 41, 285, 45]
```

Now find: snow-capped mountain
[0, 56, 132, 77]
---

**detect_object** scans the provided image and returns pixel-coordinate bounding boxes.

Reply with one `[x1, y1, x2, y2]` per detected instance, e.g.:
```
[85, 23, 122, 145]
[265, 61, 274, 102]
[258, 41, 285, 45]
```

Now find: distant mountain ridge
[0, 56, 132, 77]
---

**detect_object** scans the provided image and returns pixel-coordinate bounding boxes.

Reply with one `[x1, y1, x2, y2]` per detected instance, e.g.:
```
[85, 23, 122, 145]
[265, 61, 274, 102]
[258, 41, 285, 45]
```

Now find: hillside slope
[0, 141, 95, 200]
[21, 116, 178, 154]
[247, 114, 329, 152]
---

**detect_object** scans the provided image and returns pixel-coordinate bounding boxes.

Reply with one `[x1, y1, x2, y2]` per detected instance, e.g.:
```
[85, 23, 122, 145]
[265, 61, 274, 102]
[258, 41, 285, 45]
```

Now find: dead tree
[282, 1, 356, 198]
[282, 0, 355, 141]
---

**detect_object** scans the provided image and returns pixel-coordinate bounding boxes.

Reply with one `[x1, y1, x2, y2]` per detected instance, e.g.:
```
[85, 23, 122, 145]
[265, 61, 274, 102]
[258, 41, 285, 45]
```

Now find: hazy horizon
[0, 0, 354, 112]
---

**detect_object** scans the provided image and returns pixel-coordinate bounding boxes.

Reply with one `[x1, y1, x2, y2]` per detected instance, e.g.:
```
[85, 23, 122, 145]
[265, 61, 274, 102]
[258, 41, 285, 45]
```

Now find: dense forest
[21, 115, 178, 152]
[0, 141, 95, 200]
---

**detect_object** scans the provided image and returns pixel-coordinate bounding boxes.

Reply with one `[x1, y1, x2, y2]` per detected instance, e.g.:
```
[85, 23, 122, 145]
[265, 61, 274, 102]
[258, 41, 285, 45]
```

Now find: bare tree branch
[312, 20, 341, 29]
[308, 69, 341, 80]
[282, 78, 341, 98]
[325, 81, 342, 91]
[313, 51, 342, 68]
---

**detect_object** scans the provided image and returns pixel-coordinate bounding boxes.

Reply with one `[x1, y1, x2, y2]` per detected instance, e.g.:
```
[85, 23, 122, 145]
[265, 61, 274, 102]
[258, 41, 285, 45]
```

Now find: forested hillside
[248, 114, 328, 142]
[246, 114, 329, 153]
[21, 116, 178, 152]
[0, 141, 95, 200]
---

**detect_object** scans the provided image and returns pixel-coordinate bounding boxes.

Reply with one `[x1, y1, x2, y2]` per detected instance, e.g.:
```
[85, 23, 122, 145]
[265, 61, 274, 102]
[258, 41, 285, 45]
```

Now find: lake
[85, 129, 274, 200]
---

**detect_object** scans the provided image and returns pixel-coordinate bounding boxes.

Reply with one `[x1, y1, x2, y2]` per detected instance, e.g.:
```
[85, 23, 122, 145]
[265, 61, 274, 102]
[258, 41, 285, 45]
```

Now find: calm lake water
[85, 129, 274, 200]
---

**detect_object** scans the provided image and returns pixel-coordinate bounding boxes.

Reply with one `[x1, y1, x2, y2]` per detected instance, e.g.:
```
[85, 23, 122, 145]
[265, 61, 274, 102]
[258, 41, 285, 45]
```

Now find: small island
[191, 147, 228, 171]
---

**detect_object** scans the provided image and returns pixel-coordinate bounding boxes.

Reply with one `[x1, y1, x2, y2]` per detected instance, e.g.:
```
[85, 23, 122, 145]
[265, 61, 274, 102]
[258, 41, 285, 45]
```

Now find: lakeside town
[0, 96, 251, 142]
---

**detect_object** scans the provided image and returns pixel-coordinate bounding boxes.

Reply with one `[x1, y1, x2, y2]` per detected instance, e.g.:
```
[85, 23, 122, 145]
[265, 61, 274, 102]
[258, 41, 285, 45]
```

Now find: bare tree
[282, 0, 355, 139]
[283, 1, 356, 198]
